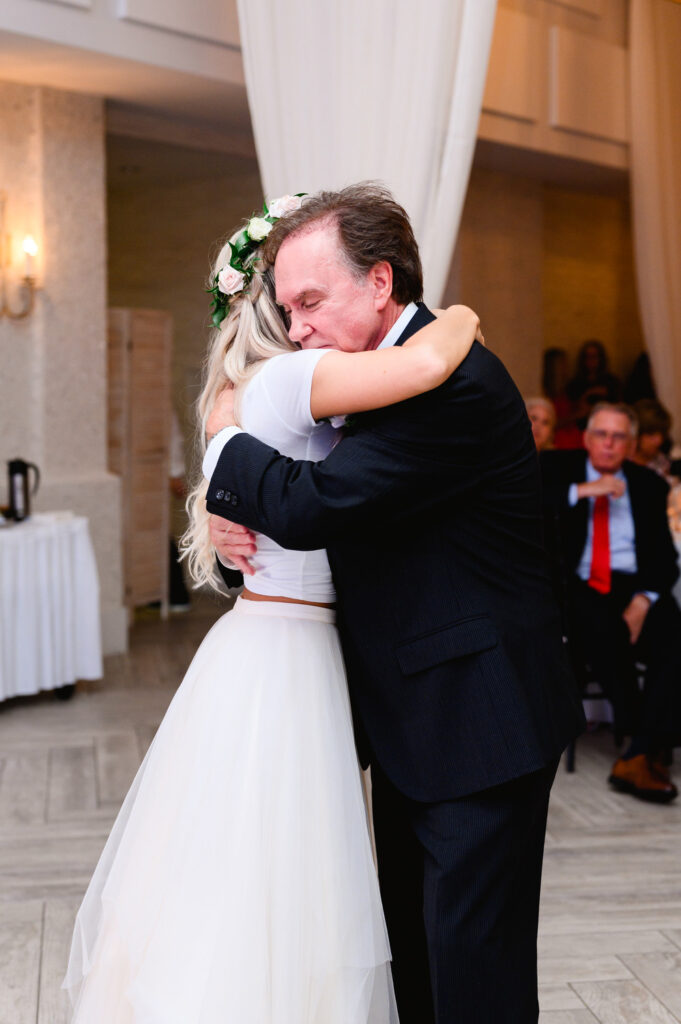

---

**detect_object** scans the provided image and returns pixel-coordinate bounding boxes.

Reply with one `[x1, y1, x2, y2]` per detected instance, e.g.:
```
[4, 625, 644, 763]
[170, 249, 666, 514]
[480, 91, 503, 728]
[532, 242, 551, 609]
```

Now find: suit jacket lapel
[623, 461, 644, 568]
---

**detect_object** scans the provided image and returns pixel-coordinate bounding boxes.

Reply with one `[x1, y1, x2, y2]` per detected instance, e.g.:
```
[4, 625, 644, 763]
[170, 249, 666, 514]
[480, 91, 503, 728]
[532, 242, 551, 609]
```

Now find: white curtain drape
[236, 0, 498, 305]
[629, 0, 681, 438]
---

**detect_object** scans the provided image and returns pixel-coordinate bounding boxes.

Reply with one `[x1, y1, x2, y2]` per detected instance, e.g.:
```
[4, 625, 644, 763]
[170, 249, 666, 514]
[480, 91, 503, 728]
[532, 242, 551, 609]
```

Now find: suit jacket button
[215, 489, 225, 500]
[224, 490, 232, 502]
[231, 495, 239, 506]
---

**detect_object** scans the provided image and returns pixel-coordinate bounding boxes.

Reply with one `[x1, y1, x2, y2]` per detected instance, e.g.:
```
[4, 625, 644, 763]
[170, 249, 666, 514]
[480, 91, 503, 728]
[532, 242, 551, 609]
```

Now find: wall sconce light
[0, 190, 38, 321]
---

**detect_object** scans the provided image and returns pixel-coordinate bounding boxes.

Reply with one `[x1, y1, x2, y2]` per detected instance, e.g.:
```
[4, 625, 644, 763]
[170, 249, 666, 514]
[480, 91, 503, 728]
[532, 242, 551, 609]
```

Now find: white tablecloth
[0, 512, 103, 700]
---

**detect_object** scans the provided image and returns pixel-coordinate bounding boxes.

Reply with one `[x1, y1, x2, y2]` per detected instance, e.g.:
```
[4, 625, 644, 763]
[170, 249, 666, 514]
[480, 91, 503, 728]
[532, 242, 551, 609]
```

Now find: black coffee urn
[8, 459, 41, 521]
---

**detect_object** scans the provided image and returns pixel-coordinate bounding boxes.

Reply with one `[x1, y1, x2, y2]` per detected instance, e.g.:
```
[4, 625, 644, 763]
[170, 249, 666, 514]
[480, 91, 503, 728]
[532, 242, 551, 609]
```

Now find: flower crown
[207, 193, 306, 328]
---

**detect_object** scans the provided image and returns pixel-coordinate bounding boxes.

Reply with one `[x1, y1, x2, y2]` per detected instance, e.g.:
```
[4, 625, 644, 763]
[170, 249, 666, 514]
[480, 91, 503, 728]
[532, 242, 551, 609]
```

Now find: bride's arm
[309, 305, 482, 421]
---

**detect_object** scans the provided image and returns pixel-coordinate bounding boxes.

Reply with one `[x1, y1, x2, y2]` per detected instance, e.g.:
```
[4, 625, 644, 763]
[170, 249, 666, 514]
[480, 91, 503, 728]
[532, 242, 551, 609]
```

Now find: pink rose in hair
[217, 264, 246, 296]
[268, 194, 303, 218]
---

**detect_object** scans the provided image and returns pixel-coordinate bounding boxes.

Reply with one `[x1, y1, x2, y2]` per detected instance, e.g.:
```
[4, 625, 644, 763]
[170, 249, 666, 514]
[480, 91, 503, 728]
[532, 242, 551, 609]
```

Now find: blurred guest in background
[542, 347, 583, 449]
[526, 397, 556, 451]
[540, 403, 681, 804]
[624, 352, 657, 405]
[567, 340, 622, 430]
[631, 399, 673, 478]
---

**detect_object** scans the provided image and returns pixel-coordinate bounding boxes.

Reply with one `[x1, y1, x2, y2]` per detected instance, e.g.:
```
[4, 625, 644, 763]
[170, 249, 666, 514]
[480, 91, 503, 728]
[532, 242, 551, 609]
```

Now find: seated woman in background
[632, 398, 673, 478]
[566, 339, 622, 429]
[624, 352, 657, 405]
[542, 347, 582, 448]
[526, 397, 556, 451]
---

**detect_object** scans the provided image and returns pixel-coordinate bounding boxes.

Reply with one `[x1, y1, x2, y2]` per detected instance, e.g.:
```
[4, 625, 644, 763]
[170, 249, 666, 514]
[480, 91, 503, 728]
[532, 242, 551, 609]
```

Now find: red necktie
[588, 495, 611, 594]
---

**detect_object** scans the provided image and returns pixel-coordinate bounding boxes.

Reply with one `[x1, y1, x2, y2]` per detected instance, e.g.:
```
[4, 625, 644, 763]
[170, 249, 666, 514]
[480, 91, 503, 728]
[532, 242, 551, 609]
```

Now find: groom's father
[205, 184, 584, 1024]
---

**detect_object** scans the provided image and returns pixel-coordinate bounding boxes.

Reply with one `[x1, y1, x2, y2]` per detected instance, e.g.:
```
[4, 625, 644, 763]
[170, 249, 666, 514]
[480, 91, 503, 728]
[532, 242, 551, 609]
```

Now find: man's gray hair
[586, 402, 639, 438]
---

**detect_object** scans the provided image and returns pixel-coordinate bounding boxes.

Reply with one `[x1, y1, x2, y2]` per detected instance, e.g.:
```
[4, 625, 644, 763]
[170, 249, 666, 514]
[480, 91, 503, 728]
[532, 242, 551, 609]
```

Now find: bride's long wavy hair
[180, 239, 295, 592]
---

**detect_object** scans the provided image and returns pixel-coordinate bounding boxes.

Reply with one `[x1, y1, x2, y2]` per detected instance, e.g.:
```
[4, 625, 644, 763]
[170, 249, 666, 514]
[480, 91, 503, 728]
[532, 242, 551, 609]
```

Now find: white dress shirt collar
[377, 302, 419, 350]
[586, 459, 625, 484]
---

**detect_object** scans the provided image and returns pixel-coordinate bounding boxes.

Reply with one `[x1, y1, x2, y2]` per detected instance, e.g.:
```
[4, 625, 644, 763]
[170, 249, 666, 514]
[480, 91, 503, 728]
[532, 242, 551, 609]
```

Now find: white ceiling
[0, 27, 252, 138]
[0, 25, 629, 193]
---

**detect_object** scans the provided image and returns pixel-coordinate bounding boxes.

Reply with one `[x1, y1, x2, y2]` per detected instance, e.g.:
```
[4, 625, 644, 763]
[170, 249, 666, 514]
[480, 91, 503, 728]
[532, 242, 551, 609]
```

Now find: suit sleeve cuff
[203, 427, 243, 480]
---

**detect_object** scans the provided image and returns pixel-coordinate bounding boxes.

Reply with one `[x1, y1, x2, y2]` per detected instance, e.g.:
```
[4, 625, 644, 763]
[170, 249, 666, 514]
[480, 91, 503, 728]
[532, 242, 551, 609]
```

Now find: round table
[0, 512, 103, 700]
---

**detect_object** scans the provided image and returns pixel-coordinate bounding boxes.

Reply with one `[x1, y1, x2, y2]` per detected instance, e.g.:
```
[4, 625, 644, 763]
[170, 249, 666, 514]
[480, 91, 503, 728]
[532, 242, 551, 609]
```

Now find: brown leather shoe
[651, 759, 672, 783]
[608, 754, 678, 803]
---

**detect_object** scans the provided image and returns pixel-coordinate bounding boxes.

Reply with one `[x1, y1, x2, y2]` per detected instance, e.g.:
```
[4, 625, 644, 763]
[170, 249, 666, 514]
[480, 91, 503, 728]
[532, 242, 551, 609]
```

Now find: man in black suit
[540, 403, 681, 803]
[204, 185, 584, 1023]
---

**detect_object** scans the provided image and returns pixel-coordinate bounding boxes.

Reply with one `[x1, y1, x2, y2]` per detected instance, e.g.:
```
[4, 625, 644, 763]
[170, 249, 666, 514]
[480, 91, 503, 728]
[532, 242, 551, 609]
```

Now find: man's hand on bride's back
[206, 386, 236, 440]
[209, 514, 257, 576]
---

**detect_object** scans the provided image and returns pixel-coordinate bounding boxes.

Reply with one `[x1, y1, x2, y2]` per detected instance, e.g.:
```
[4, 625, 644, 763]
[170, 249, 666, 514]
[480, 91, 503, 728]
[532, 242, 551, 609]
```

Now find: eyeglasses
[587, 429, 631, 444]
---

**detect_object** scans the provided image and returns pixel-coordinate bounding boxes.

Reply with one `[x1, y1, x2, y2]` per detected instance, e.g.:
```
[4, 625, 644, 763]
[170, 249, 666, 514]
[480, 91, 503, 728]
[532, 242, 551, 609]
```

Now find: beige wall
[445, 169, 545, 398]
[543, 184, 644, 376]
[482, 0, 630, 171]
[445, 165, 644, 399]
[107, 137, 645, 462]
[106, 136, 261, 530]
[0, 81, 126, 653]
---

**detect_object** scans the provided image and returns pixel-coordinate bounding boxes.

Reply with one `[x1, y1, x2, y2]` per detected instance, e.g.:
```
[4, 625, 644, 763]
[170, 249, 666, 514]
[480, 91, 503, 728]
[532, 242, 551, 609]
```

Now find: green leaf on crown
[230, 229, 250, 255]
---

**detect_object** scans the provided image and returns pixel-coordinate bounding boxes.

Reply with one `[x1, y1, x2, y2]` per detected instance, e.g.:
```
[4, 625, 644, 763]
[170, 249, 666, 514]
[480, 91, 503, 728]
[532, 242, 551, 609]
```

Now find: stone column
[0, 80, 126, 654]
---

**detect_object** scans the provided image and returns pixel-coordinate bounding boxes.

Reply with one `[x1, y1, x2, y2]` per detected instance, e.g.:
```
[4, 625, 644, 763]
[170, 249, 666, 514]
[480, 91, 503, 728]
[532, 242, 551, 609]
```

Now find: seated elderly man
[541, 402, 681, 802]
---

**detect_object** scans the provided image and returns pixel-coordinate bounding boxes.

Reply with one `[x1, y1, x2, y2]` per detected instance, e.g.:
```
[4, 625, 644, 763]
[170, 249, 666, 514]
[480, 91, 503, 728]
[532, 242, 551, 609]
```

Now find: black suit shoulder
[353, 339, 533, 472]
[539, 449, 587, 483]
[624, 460, 670, 501]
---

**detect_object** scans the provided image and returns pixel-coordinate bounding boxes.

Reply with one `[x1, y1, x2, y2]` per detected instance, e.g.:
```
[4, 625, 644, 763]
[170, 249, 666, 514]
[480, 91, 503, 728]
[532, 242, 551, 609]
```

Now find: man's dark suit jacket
[208, 304, 584, 802]
[539, 449, 680, 596]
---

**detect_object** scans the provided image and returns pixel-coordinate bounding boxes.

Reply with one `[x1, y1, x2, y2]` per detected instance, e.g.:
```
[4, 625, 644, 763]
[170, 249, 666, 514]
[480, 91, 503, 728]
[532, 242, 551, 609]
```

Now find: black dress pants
[371, 759, 558, 1024]
[567, 575, 681, 746]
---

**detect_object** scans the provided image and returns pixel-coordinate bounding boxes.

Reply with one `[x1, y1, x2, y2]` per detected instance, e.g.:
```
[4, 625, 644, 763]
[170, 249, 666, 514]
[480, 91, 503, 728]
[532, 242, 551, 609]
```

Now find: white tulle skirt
[63, 598, 397, 1023]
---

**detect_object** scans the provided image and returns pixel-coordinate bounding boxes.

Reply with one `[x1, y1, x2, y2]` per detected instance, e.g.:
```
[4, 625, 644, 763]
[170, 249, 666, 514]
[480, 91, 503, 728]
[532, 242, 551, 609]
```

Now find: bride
[63, 198, 482, 1023]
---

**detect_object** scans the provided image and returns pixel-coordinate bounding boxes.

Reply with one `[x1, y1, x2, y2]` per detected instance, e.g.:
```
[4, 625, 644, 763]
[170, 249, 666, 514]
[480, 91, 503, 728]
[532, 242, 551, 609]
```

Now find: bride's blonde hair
[180, 239, 295, 591]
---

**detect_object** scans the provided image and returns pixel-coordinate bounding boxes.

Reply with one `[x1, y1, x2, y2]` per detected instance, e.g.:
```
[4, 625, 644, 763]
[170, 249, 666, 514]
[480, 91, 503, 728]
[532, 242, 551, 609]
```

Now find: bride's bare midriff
[242, 587, 335, 610]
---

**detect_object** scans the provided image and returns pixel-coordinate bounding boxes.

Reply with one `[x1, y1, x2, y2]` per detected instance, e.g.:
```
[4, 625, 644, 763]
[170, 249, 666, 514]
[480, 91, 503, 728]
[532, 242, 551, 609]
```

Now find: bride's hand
[206, 386, 236, 439]
[434, 305, 485, 347]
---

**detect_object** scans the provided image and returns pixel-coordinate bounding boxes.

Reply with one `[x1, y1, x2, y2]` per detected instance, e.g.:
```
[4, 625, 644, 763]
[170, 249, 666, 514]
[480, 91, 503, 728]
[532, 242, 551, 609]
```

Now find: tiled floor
[1, 592, 680, 1023]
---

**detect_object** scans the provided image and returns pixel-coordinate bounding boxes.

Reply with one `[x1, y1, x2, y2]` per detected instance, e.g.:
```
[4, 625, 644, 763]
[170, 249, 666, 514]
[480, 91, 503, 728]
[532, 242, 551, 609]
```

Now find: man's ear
[368, 261, 393, 310]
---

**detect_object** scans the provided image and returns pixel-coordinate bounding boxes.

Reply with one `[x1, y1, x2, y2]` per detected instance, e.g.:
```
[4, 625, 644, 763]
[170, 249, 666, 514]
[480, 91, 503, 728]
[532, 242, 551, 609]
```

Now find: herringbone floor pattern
[1, 592, 680, 1023]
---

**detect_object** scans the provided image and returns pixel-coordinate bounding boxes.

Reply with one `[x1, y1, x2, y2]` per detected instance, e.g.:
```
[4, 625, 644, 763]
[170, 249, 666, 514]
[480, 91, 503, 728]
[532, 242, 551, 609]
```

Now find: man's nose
[288, 312, 312, 344]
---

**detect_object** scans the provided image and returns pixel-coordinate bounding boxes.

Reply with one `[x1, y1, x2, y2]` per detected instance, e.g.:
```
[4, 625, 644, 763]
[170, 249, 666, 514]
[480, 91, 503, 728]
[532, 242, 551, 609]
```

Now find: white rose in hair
[217, 265, 246, 295]
[247, 217, 272, 241]
[268, 194, 303, 218]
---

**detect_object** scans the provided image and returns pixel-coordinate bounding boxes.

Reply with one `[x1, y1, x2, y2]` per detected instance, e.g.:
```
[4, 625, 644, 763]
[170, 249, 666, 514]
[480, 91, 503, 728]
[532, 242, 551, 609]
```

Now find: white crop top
[237, 349, 339, 603]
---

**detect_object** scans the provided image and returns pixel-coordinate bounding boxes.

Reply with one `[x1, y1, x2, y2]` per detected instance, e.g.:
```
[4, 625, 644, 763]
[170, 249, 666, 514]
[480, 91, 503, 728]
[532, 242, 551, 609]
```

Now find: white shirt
[202, 302, 419, 480]
[376, 302, 418, 349]
[568, 460, 657, 603]
[209, 349, 337, 601]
